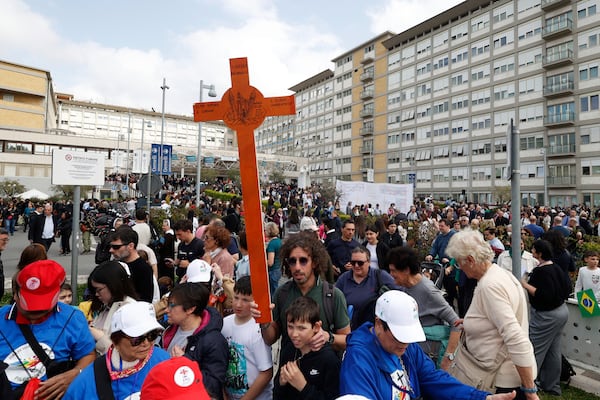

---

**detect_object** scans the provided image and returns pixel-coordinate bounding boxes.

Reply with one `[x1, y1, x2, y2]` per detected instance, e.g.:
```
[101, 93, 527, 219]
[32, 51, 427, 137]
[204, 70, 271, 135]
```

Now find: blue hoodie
[340, 323, 489, 400]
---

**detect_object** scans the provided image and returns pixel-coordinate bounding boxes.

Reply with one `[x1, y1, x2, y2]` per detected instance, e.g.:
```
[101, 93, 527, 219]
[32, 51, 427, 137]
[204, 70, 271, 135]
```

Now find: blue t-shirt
[266, 237, 282, 272]
[0, 303, 95, 389]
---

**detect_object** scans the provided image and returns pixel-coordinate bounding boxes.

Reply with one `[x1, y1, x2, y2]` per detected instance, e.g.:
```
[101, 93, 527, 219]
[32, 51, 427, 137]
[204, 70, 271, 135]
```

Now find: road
[2, 227, 99, 292]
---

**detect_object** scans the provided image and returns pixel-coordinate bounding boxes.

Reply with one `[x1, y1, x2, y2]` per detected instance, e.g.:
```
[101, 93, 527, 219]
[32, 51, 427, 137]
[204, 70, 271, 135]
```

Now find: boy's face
[58, 290, 72, 305]
[287, 318, 320, 351]
[232, 292, 253, 319]
[585, 256, 599, 268]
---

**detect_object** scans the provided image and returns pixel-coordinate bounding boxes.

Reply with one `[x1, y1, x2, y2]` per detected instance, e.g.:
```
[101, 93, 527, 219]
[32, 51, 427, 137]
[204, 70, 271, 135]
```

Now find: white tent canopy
[16, 189, 50, 200]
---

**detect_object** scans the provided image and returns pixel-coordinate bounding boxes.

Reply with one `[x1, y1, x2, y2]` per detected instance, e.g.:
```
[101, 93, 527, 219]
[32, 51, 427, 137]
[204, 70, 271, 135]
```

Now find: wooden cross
[193, 58, 295, 323]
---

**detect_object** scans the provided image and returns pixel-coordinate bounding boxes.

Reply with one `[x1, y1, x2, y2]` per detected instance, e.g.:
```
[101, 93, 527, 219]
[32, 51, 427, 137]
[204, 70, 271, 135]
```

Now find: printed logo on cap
[174, 366, 195, 387]
[25, 277, 41, 291]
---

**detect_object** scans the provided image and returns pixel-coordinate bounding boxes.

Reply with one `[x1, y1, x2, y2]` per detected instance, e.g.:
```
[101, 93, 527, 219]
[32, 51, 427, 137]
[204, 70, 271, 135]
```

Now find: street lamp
[160, 78, 169, 200]
[196, 80, 217, 208]
[125, 111, 132, 194]
[140, 119, 152, 208]
[540, 147, 548, 207]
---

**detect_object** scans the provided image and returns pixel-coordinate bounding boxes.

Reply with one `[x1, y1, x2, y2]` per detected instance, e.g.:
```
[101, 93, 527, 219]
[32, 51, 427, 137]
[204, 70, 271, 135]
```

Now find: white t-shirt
[575, 266, 600, 302]
[366, 243, 379, 269]
[221, 315, 273, 400]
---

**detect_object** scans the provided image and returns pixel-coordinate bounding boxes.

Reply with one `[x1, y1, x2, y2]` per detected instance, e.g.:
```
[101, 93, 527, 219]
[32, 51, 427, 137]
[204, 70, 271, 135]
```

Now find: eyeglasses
[167, 302, 181, 309]
[94, 286, 107, 295]
[203, 236, 214, 241]
[110, 243, 128, 250]
[286, 257, 309, 266]
[349, 260, 367, 267]
[127, 330, 161, 347]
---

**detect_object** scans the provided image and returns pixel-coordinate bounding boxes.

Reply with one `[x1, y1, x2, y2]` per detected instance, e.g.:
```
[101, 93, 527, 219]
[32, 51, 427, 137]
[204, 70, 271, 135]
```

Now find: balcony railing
[548, 143, 576, 156]
[360, 89, 374, 100]
[360, 144, 373, 154]
[543, 81, 574, 97]
[544, 112, 575, 126]
[543, 49, 574, 68]
[359, 108, 374, 118]
[360, 70, 374, 81]
[541, 0, 570, 11]
[359, 126, 374, 136]
[547, 176, 576, 186]
[542, 18, 573, 40]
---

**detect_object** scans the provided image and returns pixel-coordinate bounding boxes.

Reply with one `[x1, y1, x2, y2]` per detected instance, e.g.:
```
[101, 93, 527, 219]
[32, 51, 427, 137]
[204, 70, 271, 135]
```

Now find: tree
[269, 170, 285, 183]
[493, 184, 511, 205]
[318, 181, 341, 206]
[0, 180, 25, 197]
[51, 185, 94, 199]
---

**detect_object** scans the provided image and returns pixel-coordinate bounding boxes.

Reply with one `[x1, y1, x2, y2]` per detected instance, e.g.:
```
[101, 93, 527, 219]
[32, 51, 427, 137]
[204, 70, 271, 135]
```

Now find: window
[415, 149, 431, 161]
[433, 100, 449, 114]
[520, 134, 544, 150]
[433, 169, 450, 182]
[402, 45, 415, 62]
[402, 87, 415, 102]
[388, 52, 401, 68]
[433, 77, 449, 92]
[403, 150, 415, 162]
[494, 110, 514, 126]
[579, 28, 600, 50]
[387, 133, 400, 145]
[471, 39, 490, 58]
[471, 114, 491, 130]
[471, 13, 490, 33]
[416, 104, 432, 118]
[493, 56, 515, 74]
[433, 146, 450, 159]
[519, 104, 544, 122]
[493, 84, 515, 100]
[472, 89, 491, 105]
[472, 140, 492, 155]
[452, 95, 469, 110]
[471, 64, 490, 81]
[388, 72, 401, 90]
[581, 159, 600, 176]
[417, 83, 432, 97]
[5, 142, 33, 153]
[416, 170, 432, 183]
[581, 124, 600, 144]
[495, 138, 507, 153]
[518, 19, 542, 41]
[451, 47, 469, 64]
[434, 55, 449, 70]
[388, 91, 401, 108]
[416, 61, 432, 76]
[336, 55, 352, 67]
[417, 126, 432, 140]
[402, 67, 415, 82]
[578, 1, 597, 19]
[452, 119, 469, 134]
[519, 75, 543, 94]
[433, 31, 449, 48]
[493, 2, 514, 24]
[387, 151, 401, 164]
[581, 94, 600, 112]
[451, 70, 469, 86]
[452, 167, 468, 181]
[579, 63, 599, 81]
[452, 144, 468, 157]
[521, 163, 542, 179]
[433, 123, 449, 137]
[451, 22, 468, 41]
[518, 47, 543, 67]
[401, 130, 415, 142]
[417, 38, 432, 56]
[518, 0, 541, 14]
[388, 111, 402, 126]
[493, 30, 514, 49]
[472, 166, 492, 181]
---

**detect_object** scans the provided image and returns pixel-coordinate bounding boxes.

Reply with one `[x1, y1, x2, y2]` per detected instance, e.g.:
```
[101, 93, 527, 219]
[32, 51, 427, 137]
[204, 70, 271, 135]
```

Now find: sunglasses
[286, 257, 309, 266]
[127, 330, 161, 347]
[350, 260, 367, 267]
[110, 243, 128, 250]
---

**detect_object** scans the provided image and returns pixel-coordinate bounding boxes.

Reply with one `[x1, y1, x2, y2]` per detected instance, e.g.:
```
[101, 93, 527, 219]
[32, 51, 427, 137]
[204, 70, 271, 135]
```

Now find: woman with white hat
[64, 301, 169, 400]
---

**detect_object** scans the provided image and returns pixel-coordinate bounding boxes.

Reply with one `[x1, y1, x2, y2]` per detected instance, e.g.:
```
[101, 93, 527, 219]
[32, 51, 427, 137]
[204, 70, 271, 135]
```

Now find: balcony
[543, 49, 573, 69]
[548, 143, 576, 157]
[360, 89, 374, 100]
[359, 108, 374, 118]
[542, 18, 573, 40]
[360, 144, 373, 154]
[360, 70, 374, 82]
[547, 175, 576, 187]
[544, 112, 575, 127]
[543, 81, 574, 98]
[541, 0, 570, 11]
[360, 126, 374, 136]
[361, 53, 375, 64]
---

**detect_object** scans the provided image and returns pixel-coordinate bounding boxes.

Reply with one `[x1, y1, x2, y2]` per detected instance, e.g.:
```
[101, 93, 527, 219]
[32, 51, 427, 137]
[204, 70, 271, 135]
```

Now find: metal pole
[125, 111, 131, 195]
[510, 118, 522, 279]
[196, 80, 204, 208]
[71, 185, 81, 305]
[160, 78, 169, 200]
[543, 147, 548, 207]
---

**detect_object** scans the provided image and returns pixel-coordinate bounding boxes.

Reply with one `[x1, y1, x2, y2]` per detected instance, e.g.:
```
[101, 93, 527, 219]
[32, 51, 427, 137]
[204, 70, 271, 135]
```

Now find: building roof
[331, 31, 396, 62]
[288, 69, 334, 93]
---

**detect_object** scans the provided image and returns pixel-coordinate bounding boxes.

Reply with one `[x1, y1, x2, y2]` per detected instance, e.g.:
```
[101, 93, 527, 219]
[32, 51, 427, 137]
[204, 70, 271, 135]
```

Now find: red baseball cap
[141, 357, 209, 400]
[17, 260, 66, 311]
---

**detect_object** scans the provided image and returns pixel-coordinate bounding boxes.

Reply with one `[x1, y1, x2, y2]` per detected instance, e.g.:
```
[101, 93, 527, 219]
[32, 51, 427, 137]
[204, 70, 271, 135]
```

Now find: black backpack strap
[375, 268, 382, 292]
[18, 325, 51, 369]
[93, 357, 115, 400]
[322, 281, 336, 333]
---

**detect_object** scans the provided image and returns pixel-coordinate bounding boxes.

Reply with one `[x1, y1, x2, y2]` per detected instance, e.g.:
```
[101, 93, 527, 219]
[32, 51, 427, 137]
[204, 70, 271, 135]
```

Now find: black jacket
[29, 213, 58, 244]
[361, 240, 390, 272]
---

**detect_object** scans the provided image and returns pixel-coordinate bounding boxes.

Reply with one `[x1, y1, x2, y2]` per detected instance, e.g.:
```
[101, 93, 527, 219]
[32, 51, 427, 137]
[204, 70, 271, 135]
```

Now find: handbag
[449, 334, 508, 393]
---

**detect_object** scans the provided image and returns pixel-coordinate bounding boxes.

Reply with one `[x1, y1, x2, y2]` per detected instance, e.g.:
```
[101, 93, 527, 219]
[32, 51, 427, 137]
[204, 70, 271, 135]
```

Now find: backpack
[560, 354, 576, 384]
[278, 279, 336, 332]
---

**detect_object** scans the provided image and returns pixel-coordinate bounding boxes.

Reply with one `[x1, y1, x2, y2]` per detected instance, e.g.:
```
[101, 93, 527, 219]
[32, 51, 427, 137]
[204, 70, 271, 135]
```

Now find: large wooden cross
[193, 58, 295, 323]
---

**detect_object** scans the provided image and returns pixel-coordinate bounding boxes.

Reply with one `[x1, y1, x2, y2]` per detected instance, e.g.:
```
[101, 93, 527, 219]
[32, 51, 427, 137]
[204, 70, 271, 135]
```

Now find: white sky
[1, 0, 463, 116]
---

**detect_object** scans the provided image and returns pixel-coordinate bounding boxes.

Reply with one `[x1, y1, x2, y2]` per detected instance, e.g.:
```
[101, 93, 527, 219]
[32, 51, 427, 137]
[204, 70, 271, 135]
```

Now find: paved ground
[3, 226, 98, 292]
[570, 361, 600, 396]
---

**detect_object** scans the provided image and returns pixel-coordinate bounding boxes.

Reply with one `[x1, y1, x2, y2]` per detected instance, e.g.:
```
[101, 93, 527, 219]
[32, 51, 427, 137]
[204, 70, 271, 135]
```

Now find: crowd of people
[0, 184, 599, 399]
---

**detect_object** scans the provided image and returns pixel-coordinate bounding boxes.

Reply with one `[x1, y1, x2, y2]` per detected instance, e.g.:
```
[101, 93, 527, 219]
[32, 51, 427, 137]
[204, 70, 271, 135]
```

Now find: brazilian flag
[576, 289, 600, 318]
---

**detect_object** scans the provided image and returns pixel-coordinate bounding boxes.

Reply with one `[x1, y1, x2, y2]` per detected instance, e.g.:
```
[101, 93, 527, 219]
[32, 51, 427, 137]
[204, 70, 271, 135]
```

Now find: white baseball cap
[375, 291, 425, 343]
[186, 259, 212, 283]
[110, 301, 164, 336]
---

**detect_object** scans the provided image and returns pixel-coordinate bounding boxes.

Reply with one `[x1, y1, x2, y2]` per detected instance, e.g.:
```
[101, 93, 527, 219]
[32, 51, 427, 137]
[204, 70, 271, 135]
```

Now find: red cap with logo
[141, 357, 209, 400]
[16, 260, 66, 311]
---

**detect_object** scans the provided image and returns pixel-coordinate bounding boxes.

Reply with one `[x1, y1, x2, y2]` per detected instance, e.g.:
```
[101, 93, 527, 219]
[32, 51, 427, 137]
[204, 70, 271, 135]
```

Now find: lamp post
[160, 78, 169, 200]
[125, 111, 132, 195]
[196, 80, 217, 208]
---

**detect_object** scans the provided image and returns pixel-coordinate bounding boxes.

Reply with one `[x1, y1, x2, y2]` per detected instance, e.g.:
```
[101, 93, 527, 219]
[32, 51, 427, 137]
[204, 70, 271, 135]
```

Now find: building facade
[263, 0, 599, 208]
